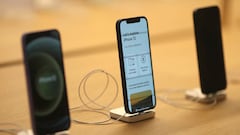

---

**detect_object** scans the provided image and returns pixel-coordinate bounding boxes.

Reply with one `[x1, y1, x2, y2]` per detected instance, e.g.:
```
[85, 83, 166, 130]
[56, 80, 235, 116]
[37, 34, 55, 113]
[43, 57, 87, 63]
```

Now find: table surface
[1, 1, 240, 135]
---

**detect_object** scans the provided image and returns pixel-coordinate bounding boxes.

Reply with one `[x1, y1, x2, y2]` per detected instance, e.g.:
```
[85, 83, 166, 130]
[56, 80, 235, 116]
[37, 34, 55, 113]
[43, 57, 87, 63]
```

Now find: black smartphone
[22, 29, 71, 134]
[116, 16, 156, 114]
[193, 6, 227, 94]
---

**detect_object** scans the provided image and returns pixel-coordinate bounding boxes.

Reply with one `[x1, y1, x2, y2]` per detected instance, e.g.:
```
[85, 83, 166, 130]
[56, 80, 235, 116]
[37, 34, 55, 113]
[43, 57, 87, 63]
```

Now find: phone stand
[17, 129, 33, 135]
[110, 107, 155, 123]
[17, 129, 69, 135]
[185, 88, 226, 104]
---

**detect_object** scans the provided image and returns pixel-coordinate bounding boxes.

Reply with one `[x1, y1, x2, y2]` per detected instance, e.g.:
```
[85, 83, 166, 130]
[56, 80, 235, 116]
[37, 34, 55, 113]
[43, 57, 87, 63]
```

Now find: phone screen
[194, 6, 226, 94]
[22, 30, 70, 134]
[117, 17, 156, 113]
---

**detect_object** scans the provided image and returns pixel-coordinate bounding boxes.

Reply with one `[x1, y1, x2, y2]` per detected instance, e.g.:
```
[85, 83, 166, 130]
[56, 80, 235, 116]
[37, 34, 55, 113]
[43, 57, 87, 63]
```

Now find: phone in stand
[193, 6, 227, 94]
[22, 29, 71, 135]
[116, 16, 156, 114]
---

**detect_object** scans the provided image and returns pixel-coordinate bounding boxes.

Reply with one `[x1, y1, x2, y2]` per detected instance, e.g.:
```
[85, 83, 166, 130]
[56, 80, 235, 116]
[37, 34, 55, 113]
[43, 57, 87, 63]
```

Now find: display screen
[194, 6, 226, 94]
[118, 17, 156, 113]
[22, 30, 70, 134]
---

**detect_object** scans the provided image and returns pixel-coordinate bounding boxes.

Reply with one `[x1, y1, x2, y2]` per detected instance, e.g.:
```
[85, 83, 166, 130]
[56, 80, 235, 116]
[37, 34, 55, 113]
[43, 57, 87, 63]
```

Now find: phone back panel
[193, 6, 226, 94]
[22, 29, 71, 134]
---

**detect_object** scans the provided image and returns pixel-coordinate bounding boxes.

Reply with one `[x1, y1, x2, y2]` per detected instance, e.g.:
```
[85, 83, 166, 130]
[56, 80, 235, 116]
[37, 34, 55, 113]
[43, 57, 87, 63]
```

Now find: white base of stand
[17, 129, 69, 135]
[17, 129, 33, 135]
[185, 88, 226, 104]
[110, 107, 155, 123]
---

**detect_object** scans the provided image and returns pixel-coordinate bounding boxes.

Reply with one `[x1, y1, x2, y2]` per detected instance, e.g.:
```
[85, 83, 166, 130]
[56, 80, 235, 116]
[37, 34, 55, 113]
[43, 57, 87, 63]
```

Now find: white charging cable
[157, 88, 218, 111]
[71, 69, 124, 125]
[0, 123, 29, 135]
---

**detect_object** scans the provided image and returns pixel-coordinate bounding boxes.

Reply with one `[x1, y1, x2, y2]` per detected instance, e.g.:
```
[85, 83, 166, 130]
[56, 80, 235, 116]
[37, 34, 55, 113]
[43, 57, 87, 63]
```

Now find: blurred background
[1, 1, 240, 132]
[0, 0, 239, 67]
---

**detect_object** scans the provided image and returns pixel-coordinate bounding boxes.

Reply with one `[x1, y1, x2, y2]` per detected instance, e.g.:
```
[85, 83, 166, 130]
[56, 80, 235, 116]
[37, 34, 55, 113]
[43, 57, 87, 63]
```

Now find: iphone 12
[116, 16, 156, 113]
[193, 6, 227, 94]
[22, 29, 71, 134]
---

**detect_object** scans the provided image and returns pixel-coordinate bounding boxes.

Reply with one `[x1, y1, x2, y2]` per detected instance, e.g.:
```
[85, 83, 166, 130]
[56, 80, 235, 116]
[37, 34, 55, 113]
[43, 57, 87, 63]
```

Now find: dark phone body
[22, 29, 70, 135]
[193, 6, 227, 94]
[116, 16, 156, 114]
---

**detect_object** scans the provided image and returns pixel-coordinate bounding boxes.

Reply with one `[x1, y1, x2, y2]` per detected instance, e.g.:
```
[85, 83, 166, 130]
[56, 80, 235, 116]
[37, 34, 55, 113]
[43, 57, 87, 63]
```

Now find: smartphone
[22, 29, 71, 134]
[116, 16, 156, 114]
[193, 6, 227, 94]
